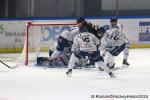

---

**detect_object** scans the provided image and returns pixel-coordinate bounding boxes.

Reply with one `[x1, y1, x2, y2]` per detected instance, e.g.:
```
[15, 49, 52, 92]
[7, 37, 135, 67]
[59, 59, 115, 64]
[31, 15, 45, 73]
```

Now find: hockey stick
[0, 60, 19, 69]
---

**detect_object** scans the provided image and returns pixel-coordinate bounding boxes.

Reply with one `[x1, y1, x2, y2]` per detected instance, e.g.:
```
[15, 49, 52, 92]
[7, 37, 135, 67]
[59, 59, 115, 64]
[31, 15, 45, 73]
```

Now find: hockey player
[49, 27, 79, 64]
[66, 26, 115, 78]
[109, 17, 130, 66]
[76, 17, 99, 38]
[76, 17, 101, 67]
[100, 27, 129, 69]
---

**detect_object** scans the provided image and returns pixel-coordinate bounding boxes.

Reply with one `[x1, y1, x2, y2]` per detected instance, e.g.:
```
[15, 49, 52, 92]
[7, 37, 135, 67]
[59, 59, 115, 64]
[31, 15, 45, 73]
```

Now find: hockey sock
[68, 53, 78, 69]
[123, 47, 129, 61]
[105, 52, 115, 66]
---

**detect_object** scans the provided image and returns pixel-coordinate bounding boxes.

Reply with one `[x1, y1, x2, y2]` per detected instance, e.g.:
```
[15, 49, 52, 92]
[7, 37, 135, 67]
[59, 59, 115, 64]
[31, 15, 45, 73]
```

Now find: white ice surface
[0, 49, 150, 100]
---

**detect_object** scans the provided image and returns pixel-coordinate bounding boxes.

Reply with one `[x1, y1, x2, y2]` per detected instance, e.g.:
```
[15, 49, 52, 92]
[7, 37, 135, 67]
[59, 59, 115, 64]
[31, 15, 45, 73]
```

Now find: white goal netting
[17, 22, 77, 65]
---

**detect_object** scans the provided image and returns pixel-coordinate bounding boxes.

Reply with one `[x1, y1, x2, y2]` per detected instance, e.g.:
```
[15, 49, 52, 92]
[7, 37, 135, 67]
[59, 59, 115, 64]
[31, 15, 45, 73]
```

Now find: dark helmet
[110, 17, 118, 22]
[97, 27, 106, 38]
[76, 17, 85, 23]
[97, 27, 106, 33]
[79, 26, 88, 33]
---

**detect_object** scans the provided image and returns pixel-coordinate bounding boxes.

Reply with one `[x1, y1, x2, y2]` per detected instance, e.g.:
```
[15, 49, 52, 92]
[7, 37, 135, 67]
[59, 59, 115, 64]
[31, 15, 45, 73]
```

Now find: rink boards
[0, 16, 150, 53]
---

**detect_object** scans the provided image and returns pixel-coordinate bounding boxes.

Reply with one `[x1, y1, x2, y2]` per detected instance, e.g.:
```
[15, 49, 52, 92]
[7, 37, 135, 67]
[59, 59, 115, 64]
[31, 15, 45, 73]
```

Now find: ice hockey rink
[0, 48, 149, 100]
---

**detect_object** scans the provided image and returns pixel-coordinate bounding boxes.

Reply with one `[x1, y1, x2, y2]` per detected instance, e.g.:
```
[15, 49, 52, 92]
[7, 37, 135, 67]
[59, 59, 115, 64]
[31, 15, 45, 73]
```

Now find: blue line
[0, 16, 150, 21]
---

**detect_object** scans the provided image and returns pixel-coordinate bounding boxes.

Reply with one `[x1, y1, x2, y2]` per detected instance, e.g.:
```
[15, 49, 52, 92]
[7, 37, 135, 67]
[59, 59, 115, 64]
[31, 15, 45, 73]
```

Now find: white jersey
[60, 27, 79, 42]
[109, 23, 129, 43]
[72, 32, 100, 52]
[101, 28, 126, 50]
[109, 23, 123, 33]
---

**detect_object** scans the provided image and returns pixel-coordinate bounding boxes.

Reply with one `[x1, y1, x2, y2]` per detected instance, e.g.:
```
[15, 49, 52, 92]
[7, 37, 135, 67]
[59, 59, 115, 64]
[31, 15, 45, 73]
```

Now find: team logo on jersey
[139, 22, 150, 41]
[82, 36, 90, 43]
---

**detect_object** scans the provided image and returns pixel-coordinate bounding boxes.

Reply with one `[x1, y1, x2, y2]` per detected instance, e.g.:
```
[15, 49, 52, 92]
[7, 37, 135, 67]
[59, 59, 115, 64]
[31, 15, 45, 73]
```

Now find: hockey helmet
[97, 27, 106, 33]
[76, 17, 85, 23]
[97, 27, 106, 38]
[110, 17, 118, 22]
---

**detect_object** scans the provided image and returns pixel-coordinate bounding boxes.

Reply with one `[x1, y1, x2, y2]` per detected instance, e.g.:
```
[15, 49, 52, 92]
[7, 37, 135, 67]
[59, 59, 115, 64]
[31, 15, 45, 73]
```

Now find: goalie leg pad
[50, 50, 61, 59]
[37, 57, 49, 66]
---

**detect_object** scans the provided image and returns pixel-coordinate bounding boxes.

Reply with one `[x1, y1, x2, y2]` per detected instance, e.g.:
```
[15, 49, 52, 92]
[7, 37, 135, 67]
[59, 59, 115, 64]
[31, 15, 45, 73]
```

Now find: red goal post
[24, 22, 78, 65]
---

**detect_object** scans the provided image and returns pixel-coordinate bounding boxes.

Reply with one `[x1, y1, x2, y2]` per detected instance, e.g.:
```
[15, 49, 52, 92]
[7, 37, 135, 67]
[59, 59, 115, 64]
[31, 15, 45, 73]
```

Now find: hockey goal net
[18, 22, 77, 65]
